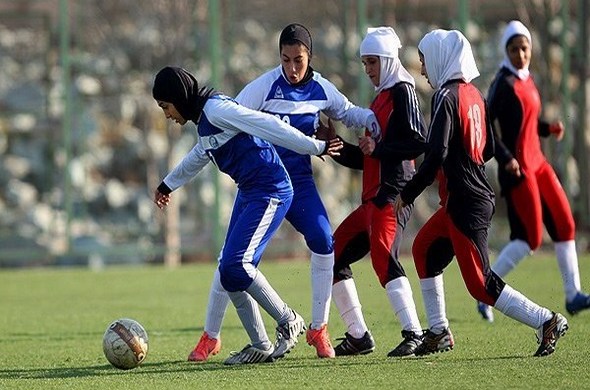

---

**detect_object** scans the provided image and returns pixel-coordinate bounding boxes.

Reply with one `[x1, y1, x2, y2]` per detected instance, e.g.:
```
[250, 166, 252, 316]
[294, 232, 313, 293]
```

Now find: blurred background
[0, 0, 588, 267]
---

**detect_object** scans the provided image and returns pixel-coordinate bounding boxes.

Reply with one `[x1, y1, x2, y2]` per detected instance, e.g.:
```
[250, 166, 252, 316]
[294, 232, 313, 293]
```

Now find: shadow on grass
[0, 352, 531, 380]
[239, 352, 532, 372]
[0, 358, 273, 380]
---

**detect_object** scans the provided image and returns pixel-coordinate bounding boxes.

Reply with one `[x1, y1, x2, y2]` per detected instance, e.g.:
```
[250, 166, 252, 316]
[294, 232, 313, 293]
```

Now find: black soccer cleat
[334, 331, 376, 356]
[413, 328, 454, 356]
[387, 330, 423, 357]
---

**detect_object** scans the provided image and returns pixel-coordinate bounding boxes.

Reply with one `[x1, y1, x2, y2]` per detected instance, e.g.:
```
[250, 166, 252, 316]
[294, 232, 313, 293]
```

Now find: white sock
[332, 279, 368, 338]
[494, 284, 553, 329]
[555, 240, 582, 301]
[492, 239, 532, 277]
[310, 251, 333, 329]
[227, 290, 271, 349]
[245, 270, 291, 324]
[420, 275, 448, 333]
[385, 277, 422, 333]
[203, 269, 230, 339]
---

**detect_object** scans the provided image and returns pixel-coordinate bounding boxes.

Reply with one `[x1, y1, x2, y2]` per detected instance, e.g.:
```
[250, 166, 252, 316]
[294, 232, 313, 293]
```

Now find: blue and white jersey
[162, 94, 326, 195]
[236, 66, 376, 179]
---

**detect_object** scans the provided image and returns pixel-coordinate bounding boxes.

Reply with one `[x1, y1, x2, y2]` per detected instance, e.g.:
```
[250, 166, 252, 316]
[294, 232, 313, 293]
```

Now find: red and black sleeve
[401, 88, 454, 205]
[371, 83, 428, 163]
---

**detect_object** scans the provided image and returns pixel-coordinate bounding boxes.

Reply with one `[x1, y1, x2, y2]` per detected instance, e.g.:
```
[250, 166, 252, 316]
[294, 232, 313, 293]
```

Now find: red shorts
[506, 161, 575, 249]
[333, 201, 409, 287]
[412, 207, 504, 305]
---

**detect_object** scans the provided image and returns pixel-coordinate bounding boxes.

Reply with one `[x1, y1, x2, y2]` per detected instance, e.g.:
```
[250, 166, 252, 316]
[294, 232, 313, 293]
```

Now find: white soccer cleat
[223, 344, 274, 365]
[271, 310, 306, 359]
[534, 312, 568, 357]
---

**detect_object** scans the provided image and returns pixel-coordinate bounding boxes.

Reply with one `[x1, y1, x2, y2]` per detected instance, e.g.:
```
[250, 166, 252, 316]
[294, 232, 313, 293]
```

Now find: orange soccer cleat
[188, 331, 221, 362]
[306, 324, 335, 358]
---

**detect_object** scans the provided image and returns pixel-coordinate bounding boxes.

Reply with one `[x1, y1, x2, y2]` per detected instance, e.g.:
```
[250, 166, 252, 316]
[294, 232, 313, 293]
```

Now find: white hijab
[360, 26, 415, 92]
[418, 29, 480, 90]
[500, 20, 532, 80]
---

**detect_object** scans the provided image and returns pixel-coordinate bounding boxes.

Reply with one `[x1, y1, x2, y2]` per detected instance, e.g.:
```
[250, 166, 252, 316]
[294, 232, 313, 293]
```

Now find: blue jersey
[236, 66, 377, 179]
[162, 94, 326, 196]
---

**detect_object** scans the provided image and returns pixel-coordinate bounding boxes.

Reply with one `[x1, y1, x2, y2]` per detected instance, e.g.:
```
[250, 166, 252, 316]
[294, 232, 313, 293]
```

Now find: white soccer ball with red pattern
[102, 318, 149, 370]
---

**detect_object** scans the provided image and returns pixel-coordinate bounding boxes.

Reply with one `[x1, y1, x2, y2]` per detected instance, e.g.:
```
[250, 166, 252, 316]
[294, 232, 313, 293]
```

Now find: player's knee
[412, 245, 425, 263]
[333, 265, 352, 283]
[464, 281, 488, 302]
[306, 234, 334, 255]
[411, 245, 426, 265]
[527, 236, 542, 251]
[218, 262, 251, 292]
[411, 252, 428, 279]
[558, 223, 575, 242]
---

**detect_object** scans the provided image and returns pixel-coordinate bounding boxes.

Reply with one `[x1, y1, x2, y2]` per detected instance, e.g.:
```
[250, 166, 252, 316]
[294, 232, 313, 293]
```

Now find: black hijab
[279, 23, 312, 55]
[152, 66, 214, 122]
[278, 24, 314, 86]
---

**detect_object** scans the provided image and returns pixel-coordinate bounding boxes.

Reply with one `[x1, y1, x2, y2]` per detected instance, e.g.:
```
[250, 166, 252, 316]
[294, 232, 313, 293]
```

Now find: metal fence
[0, 0, 587, 266]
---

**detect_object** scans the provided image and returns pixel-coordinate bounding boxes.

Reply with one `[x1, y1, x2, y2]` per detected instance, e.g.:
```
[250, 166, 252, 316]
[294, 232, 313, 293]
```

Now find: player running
[395, 29, 568, 357]
[476, 20, 590, 322]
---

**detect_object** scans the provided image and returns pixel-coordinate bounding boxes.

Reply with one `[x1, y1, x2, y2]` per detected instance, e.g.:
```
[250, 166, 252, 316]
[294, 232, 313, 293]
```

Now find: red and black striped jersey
[333, 81, 427, 206]
[402, 80, 495, 229]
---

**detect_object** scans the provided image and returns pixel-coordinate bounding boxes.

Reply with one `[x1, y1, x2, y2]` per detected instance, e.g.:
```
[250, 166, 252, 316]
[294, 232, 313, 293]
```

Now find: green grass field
[1, 254, 589, 389]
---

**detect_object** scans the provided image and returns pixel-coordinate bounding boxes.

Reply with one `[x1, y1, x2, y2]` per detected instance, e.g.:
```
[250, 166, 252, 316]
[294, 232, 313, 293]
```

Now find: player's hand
[154, 190, 171, 209]
[359, 136, 376, 155]
[504, 158, 521, 178]
[315, 118, 337, 140]
[321, 137, 344, 157]
[394, 195, 406, 213]
[549, 121, 565, 141]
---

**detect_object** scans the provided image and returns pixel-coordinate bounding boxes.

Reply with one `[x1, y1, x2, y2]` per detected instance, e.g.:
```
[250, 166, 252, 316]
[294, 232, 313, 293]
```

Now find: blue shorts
[218, 189, 292, 292]
[286, 177, 333, 255]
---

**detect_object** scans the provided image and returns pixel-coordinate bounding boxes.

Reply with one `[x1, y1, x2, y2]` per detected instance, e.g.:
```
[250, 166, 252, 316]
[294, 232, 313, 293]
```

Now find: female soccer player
[188, 23, 380, 361]
[152, 66, 342, 365]
[477, 20, 590, 322]
[395, 29, 568, 357]
[320, 26, 428, 357]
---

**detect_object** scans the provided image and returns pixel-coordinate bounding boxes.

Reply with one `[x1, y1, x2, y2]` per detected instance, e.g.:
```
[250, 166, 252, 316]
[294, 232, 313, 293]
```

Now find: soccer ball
[102, 318, 149, 370]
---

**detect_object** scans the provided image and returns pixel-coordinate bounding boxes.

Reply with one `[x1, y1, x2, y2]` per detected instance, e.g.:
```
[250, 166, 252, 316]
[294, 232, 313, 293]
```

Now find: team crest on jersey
[274, 86, 284, 99]
[209, 136, 219, 148]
